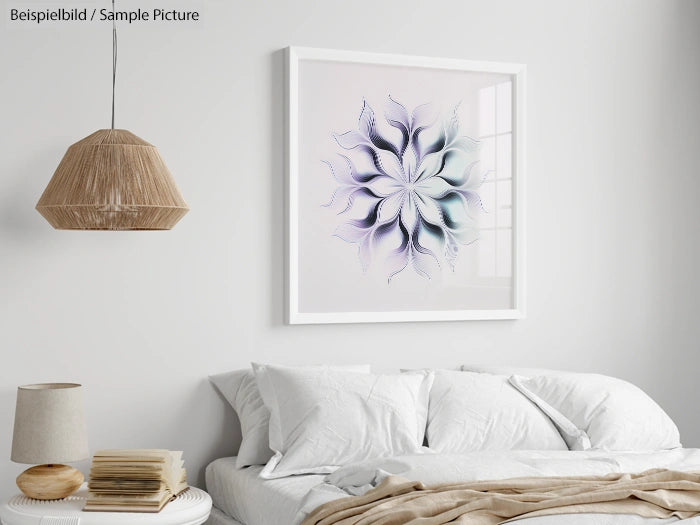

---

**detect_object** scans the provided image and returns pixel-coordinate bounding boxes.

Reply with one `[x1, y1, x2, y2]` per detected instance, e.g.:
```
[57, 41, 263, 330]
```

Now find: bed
[206, 364, 700, 525]
[206, 450, 700, 525]
[205, 457, 325, 525]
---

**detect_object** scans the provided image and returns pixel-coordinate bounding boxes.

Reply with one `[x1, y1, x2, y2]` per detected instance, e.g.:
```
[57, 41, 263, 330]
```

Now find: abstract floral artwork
[287, 47, 526, 324]
[323, 97, 485, 282]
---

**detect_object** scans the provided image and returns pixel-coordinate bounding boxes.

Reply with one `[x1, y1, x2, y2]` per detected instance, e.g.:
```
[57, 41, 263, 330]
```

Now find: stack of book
[84, 449, 188, 513]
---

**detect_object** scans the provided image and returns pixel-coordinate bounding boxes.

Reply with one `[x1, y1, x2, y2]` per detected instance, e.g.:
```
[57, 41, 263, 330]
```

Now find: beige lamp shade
[36, 129, 189, 230]
[11, 383, 89, 465]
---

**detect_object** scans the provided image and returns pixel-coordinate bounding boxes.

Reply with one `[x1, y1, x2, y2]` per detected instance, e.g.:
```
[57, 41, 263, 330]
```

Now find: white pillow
[427, 370, 568, 453]
[209, 364, 369, 468]
[253, 363, 433, 479]
[209, 369, 273, 468]
[462, 364, 569, 377]
[509, 373, 681, 451]
[508, 376, 590, 450]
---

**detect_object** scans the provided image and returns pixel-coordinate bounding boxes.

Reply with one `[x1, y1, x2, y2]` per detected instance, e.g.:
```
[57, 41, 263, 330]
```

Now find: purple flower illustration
[324, 96, 486, 282]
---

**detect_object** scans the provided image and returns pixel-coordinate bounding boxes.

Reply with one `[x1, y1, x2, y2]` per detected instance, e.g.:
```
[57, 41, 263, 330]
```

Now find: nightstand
[0, 485, 211, 525]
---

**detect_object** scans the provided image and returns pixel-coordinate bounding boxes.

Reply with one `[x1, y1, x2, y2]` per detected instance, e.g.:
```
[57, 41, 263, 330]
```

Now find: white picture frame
[287, 46, 526, 324]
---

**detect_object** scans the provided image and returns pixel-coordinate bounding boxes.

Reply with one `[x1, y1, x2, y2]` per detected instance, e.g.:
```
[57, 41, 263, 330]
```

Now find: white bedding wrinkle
[253, 364, 433, 479]
[426, 370, 568, 453]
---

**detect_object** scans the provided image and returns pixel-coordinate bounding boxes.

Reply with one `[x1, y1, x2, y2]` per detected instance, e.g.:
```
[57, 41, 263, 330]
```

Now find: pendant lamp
[36, 2, 188, 230]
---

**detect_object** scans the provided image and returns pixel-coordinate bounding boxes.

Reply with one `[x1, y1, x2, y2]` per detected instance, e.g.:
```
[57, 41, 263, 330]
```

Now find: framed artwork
[286, 47, 526, 324]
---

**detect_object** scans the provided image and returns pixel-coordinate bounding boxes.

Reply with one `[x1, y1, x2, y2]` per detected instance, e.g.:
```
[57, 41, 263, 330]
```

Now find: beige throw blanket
[302, 469, 700, 525]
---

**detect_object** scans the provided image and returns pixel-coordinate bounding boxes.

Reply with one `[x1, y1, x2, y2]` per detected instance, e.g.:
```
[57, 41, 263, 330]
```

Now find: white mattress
[205, 457, 326, 525]
[207, 450, 700, 525]
[206, 507, 244, 525]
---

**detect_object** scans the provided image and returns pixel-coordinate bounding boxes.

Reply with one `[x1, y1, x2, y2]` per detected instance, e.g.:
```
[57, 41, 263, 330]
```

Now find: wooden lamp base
[16, 464, 84, 500]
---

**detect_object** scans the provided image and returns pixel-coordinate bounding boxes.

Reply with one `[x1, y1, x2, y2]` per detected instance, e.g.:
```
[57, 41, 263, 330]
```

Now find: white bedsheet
[205, 457, 326, 525]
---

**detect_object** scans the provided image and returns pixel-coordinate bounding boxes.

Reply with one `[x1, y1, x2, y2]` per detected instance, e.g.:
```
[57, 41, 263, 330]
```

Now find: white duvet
[294, 449, 700, 524]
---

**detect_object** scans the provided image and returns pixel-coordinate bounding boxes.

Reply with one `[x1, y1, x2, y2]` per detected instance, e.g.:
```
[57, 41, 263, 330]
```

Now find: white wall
[1, 0, 699, 498]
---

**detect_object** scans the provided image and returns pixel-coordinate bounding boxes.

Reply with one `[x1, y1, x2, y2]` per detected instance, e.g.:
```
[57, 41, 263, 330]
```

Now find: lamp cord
[111, 0, 117, 130]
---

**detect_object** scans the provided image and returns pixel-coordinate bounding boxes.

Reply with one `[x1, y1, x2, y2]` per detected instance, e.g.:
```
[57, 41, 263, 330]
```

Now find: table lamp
[11, 383, 89, 500]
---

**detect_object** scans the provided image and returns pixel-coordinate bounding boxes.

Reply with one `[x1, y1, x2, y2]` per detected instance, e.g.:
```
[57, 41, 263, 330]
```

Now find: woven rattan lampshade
[36, 129, 188, 230]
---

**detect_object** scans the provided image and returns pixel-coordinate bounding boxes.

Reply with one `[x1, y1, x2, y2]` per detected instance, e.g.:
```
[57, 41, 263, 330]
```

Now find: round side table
[0, 485, 211, 525]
